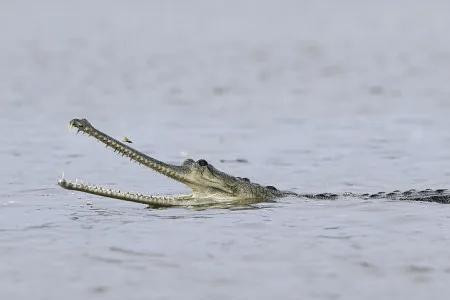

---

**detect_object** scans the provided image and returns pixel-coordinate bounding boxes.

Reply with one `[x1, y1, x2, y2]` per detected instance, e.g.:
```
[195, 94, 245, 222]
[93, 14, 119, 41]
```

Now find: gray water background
[2, 1, 450, 299]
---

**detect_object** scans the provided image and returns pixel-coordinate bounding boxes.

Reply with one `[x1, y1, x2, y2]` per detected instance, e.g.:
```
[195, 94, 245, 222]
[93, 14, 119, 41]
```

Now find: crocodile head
[175, 157, 283, 200]
[58, 119, 283, 207]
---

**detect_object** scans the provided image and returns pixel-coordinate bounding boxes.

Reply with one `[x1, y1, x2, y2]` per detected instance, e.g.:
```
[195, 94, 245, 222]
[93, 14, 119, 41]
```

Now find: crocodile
[58, 118, 450, 207]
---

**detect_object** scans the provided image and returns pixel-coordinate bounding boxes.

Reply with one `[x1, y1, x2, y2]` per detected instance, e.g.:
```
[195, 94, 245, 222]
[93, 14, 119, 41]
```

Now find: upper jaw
[68, 118, 192, 183]
[68, 118, 240, 199]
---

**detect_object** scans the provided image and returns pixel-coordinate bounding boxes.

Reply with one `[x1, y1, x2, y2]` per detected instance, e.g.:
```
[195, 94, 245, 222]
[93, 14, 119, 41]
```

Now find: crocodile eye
[197, 159, 208, 166]
[183, 159, 194, 165]
[266, 185, 278, 191]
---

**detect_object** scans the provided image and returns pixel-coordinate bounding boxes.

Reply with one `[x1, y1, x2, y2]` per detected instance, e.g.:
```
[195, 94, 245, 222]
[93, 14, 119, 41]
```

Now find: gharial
[58, 118, 450, 207]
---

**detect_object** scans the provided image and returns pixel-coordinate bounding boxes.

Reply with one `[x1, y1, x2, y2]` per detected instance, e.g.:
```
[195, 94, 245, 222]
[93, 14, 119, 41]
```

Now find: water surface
[2, 1, 450, 299]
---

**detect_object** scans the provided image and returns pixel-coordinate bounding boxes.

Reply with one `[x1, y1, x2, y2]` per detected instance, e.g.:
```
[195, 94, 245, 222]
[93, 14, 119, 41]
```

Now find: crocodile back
[368, 189, 450, 204]
[296, 189, 450, 204]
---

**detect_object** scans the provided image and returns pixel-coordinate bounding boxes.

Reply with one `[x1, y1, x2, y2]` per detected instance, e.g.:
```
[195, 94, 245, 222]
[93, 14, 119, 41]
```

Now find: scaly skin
[58, 118, 450, 207]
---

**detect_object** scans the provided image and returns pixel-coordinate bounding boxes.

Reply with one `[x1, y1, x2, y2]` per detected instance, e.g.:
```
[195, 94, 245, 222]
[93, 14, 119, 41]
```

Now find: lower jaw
[58, 178, 194, 206]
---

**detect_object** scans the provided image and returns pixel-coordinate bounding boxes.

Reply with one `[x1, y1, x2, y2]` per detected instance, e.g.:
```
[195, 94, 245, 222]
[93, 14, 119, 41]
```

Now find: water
[2, 1, 450, 299]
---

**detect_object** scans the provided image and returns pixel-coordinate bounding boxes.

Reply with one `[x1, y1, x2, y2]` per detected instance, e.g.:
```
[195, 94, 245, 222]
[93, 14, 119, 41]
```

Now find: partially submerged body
[58, 119, 450, 207]
[58, 119, 289, 207]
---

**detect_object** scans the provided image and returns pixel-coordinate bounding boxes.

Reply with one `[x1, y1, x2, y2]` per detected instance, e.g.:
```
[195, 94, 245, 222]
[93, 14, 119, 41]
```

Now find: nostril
[266, 185, 278, 191]
[198, 159, 208, 166]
